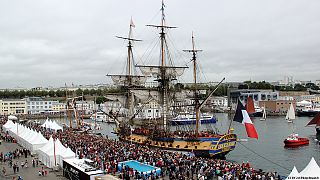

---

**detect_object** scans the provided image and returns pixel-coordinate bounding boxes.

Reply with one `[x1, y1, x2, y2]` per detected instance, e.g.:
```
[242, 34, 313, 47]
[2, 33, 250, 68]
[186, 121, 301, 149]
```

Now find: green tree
[96, 96, 107, 104]
[55, 90, 65, 97]
[75, 88, 83, 96]
[48, 90, 55, 97]
[83, 89, 90, 95]
[294, 84, 307, 91]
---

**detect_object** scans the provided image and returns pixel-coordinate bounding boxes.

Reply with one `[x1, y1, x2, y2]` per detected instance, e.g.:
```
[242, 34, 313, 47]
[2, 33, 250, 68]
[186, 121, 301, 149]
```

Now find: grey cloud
[1, 0, 320, 88]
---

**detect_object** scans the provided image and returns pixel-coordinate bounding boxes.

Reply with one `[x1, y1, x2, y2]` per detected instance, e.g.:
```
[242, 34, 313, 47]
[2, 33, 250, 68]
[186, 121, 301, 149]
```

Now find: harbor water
[52, 113, 320, 176]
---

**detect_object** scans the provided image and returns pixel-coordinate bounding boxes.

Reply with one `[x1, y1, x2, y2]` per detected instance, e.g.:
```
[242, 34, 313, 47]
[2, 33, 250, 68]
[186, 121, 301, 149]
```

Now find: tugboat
[284, 133, 309, 147]
[284, 103, 309, 147]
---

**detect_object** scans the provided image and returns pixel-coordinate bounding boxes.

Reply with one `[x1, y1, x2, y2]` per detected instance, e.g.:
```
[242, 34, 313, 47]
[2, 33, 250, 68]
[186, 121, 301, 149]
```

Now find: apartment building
[0, 99, 27, 115]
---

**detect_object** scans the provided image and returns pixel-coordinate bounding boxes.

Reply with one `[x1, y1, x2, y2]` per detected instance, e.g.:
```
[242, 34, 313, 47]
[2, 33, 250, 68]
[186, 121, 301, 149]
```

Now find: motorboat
[284, 133, 309, 147]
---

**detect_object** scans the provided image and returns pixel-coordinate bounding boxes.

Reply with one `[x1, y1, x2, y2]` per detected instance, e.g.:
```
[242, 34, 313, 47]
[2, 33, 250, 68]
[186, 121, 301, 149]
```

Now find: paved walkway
[0, 140, 66, 180]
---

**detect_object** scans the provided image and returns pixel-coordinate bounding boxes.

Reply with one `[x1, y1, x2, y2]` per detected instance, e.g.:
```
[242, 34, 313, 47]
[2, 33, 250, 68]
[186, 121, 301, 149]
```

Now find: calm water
[51, 114, 320, 176]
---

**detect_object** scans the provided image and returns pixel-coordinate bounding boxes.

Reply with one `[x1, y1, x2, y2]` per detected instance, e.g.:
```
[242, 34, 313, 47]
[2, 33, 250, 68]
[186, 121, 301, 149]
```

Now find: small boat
[90, 112, 107, 122]
[171, 113, 217, 125]
[306, 112, 320, 135]
[284, 133, 309, 147]
[286, 103, 295, 123]
[260, 105, 267, 121]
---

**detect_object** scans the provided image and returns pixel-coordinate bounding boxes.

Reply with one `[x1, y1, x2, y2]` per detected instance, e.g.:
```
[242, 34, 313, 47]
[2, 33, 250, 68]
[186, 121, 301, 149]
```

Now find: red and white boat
[284, 133, 309, 147]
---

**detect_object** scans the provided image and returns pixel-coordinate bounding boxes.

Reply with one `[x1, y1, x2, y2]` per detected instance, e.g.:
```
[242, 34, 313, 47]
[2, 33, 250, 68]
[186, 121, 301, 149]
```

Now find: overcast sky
[1, 0, 320, 89]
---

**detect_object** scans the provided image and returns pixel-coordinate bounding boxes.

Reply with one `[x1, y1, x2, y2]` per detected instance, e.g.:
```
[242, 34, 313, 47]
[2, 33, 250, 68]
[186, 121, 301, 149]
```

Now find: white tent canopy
[8, 115, 18, 120]
[3, 120, 16, 131]
[300, 157, 320, 178]
[38, 137, 75, 168]
[286, 166, 300, 180]
[41, 118, 63, 131]
[5, 122, 48, 152]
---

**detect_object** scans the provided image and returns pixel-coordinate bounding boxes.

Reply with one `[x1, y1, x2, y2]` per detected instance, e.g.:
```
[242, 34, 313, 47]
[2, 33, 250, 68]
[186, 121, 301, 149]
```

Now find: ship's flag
[130, 17, 135, 28]
[245, 96, 256, 114]
[233, 99, 258, 139]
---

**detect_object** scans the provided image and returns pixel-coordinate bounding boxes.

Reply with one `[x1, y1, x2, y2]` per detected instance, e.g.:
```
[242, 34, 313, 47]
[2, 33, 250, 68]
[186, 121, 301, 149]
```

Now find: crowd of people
[0, 116, 283, 179]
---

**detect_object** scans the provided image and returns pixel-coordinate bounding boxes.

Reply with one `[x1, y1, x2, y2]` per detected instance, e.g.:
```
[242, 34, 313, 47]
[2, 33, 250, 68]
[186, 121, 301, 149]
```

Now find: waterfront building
[140, 99, 161, 118]
[26, 97, 58, 114]
[229, 89, 279, 106]
[259, 100, 296, 113]
[210, 96, 228, 107]
[75, 100, 94, 114]
[295, 94, 318, 102]
[100, 100, 122, 114]
[52, 102, 66, 112]
[0, 99, 27, 115]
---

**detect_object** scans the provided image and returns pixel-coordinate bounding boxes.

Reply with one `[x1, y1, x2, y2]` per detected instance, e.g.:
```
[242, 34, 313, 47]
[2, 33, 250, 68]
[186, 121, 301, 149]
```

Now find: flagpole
[227, 100, 237, 133]
[53, 138, 56, 166]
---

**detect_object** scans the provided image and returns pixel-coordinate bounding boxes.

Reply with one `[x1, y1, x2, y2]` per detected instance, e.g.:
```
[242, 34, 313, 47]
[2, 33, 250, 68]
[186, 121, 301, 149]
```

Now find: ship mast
[144, 0, 178, 130]
[107, 19, 144, 117]
[183, 33, 202, 137]
[135, 0, 188, 130]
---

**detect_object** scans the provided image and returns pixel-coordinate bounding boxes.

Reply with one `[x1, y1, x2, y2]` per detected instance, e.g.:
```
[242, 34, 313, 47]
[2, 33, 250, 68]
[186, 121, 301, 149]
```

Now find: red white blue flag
[233, 99, 258, 139]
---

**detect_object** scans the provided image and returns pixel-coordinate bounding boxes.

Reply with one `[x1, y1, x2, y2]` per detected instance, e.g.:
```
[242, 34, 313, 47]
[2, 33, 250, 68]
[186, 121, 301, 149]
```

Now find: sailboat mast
[140, 0, 181, 130]
[127, 22, 134, 78]
[160, 0, 168, 130]
[160, 1, 165, 67]
[114, 21, 142, 118]
[184, 33, 202, 137]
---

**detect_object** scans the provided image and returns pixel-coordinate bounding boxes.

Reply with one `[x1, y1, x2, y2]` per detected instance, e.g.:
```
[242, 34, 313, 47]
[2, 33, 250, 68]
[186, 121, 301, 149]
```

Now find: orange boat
[284, 133, 309, 147]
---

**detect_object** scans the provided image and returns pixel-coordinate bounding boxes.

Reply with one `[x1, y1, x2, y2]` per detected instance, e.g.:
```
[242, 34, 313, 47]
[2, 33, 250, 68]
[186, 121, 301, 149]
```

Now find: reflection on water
[45, 113, 319, 176]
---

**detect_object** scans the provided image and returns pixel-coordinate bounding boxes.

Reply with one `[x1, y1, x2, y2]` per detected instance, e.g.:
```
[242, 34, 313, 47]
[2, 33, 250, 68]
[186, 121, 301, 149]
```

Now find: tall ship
[108, 1, 237, 158]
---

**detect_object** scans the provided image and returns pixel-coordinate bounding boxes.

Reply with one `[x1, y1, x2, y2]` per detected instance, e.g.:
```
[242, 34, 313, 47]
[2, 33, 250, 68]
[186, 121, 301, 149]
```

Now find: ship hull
[249, 112, 263, 117]
[121, 133, 237, 158]
[284, 138, 309, 147]
[170, 117, 217, 125]
[297, 110, 320, 117]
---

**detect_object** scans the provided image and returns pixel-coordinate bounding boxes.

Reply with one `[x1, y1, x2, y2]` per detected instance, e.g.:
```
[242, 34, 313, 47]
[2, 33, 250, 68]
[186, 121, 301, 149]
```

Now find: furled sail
[131, 89, 160, 103]
[105, 94, 127, 108]
[107, 75, 148, 86]
[137, 65, 187, 79]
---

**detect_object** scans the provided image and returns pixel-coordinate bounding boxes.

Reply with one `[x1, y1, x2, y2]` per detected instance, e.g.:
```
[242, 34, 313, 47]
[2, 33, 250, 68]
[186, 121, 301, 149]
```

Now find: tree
[48, 90, 55, 97]
[294, 84, 307, 91]
[55, 90, 65, 97]
[305, 83, 320, 90]
[96, 96, 107, 104]
[83, 89, 90, 95]
[75, 88, 83, 96]
[89, 89, 97, 96]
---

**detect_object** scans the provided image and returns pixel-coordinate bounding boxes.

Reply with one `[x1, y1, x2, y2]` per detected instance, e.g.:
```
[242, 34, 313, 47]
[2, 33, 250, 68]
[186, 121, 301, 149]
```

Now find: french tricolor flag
[233, 99, 258, 139]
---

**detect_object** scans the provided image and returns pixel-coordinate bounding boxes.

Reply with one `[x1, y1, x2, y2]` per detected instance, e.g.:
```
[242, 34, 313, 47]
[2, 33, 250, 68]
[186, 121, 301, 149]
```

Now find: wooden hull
[121, 133, 237, 158]
[284, 138, 309, 147]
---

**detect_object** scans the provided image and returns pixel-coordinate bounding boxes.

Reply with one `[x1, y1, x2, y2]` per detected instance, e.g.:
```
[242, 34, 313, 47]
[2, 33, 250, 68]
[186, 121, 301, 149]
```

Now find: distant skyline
[1, 0, 320, 88]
